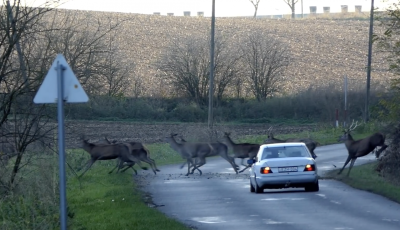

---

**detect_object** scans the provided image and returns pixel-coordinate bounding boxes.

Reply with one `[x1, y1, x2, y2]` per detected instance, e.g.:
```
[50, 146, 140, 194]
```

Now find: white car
[247, 142, 319, 193]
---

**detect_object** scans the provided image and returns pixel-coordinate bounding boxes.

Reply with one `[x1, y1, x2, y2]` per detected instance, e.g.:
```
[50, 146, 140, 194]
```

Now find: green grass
[66, 147, 191, 230]
[238, 122, 379, 145]
[67, 166, 191, 230]
[323, 162, 400, 204]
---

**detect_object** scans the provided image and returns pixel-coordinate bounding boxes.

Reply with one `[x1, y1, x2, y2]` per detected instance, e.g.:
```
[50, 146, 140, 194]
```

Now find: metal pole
[365, 0, 374, 123]
[344, 75, 348, 127]
[301, 0, 303, 18]
[208, 0, 215, 128]
[57, 61, 67, 230]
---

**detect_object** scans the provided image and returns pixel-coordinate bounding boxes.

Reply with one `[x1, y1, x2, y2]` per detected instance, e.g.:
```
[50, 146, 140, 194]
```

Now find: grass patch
[238, 122, 379, 145]
[323, 162, 400, 204]
[67, 166, 191, 230]
[64, 147, 191, 230]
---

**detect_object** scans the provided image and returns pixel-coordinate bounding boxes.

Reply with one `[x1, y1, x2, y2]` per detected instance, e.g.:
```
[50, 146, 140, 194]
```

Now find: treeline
[64, 85, 383, 124]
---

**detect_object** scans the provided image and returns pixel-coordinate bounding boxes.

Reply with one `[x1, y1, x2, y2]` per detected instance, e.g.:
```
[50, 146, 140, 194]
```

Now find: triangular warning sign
[34, 54, 89, 104]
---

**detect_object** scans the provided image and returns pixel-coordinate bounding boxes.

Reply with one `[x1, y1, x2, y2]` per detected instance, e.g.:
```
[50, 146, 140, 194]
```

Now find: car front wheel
[305, 181, 319, 192]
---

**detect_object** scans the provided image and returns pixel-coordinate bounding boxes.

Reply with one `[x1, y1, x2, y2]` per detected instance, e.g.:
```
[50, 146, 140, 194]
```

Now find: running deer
[264, 127, 318, 159]
[80, 136, 148, 177]
[103, 137, 160, 175]
[178, 136, 239, 174]
[222, 132, 260, 173]
[165, 134, 239, 176]
[337, 120, 388, 177]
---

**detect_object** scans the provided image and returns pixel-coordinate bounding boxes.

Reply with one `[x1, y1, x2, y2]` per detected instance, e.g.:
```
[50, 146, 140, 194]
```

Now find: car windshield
[260, 146, 311, 159]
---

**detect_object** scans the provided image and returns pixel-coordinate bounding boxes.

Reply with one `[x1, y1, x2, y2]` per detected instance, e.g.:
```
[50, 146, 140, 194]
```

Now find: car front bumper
[254, 173, 318, 189]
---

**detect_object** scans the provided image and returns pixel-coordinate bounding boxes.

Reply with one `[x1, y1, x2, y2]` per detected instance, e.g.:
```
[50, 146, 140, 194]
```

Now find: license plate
[278, 167, 298, 173]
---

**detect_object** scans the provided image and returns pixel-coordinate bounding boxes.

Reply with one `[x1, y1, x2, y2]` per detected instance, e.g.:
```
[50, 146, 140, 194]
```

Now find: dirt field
[65, 120, 315, 148]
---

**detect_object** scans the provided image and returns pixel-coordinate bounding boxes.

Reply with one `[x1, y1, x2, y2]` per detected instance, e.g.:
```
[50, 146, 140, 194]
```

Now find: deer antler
[348, 120, 359, 132]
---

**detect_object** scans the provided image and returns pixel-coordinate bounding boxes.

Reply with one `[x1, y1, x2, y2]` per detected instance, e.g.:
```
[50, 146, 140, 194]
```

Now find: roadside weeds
[322, 162, 400, 204]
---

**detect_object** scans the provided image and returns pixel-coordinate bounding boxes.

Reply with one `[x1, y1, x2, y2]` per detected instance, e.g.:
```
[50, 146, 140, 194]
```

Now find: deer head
[338, 120, 359, 142]
[164, 133, 178, 142]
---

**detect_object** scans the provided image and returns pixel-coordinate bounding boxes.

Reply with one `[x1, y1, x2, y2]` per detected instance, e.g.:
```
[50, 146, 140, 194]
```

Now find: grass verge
[66, 146, 191, 230]
[323, 162, 400, 204]
[67, 166, 191, 230]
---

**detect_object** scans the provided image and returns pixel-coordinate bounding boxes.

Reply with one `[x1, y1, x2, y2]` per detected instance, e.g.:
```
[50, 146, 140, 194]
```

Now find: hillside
[47, 9, 393, 96]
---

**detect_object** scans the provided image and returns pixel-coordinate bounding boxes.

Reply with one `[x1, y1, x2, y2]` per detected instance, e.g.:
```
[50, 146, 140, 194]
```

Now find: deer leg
[186, 158, 201, 176]
[338, 155, 352, 175]
[148, 157, 161, 172]
[347, 158, 357, 177]
[220, 154, 239, 174]
[126, 155, 148, 171]
[179, 161, 187, 169]
[121, 162, 136, 173]
[240, 158, 247, 167]
[140, 158, 157, 175]
[311, 150, 317, 159]
[116, 159, 126, 174]
[79, 158, 96, 178]
[188, 158, 201, 174]
[190, 158, 206, 175]
[375, 144, 388, 158]
[108, 159, 121, 174]
[239, 161, 252, 173]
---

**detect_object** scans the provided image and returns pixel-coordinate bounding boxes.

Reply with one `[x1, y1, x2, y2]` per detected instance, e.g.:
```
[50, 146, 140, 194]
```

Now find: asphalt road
[139, 144, 400, 230]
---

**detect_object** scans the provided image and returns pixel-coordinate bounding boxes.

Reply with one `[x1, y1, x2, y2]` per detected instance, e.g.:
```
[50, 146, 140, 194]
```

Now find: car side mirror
[247, 159, 256, 165]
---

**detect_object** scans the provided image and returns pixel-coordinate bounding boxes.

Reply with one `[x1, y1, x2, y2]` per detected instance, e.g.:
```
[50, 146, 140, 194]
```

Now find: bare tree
[156, 33, 239, 105]
[283, 0, 299, 19]
[249, 0, 261, 18]
[240, 31, 290, 101]
[0, 4, 127, 192]
[0, 0, 64, 192]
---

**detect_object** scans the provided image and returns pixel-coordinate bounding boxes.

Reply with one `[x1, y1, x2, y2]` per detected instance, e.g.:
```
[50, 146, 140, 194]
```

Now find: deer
[337, 120, 388, 177]
[79, 136, 148, 177]
[165, 133, 239, 176]
[103, 137, 160, 175]
[222, 132, 260, 173]
[177, 136, 239, 174]
[264, 127, 318, 159]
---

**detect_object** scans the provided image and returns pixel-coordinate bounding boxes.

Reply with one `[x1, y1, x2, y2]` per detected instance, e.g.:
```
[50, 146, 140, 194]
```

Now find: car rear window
[261, 146, 311, 159]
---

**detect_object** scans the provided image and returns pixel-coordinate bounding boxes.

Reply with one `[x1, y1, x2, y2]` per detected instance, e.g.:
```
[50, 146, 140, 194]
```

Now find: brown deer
[178, 137, 239, 174]
[79, 136, 148, 177]
[222, 132, 260, 173]
[103, 137, 160, 175]
[337, 120, 388, 177]
[264, 127, 318, 159]
[165, 134, 239, 176]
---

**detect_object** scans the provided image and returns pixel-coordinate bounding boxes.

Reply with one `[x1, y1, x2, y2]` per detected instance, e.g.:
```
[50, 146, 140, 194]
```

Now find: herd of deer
[78, 121, 388, 178]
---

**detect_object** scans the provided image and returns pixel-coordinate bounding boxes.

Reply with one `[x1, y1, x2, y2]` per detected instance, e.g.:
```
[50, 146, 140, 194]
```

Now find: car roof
[260, 142, 307, 148]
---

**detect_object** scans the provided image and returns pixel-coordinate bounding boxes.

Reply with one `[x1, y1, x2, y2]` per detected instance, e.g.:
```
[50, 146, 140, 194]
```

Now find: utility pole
[365, 0, 374, 122]
[301, 0, 303, 18]
[208, 0, 215, 128]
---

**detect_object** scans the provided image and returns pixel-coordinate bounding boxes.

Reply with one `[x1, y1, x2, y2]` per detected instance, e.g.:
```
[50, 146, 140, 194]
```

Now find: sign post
[56, 61, 67, 230]
[34, 54, 89, 230]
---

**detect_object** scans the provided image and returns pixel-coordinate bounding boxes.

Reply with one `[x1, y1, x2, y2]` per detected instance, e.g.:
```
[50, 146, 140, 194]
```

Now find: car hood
[260, 157, 314, 167]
